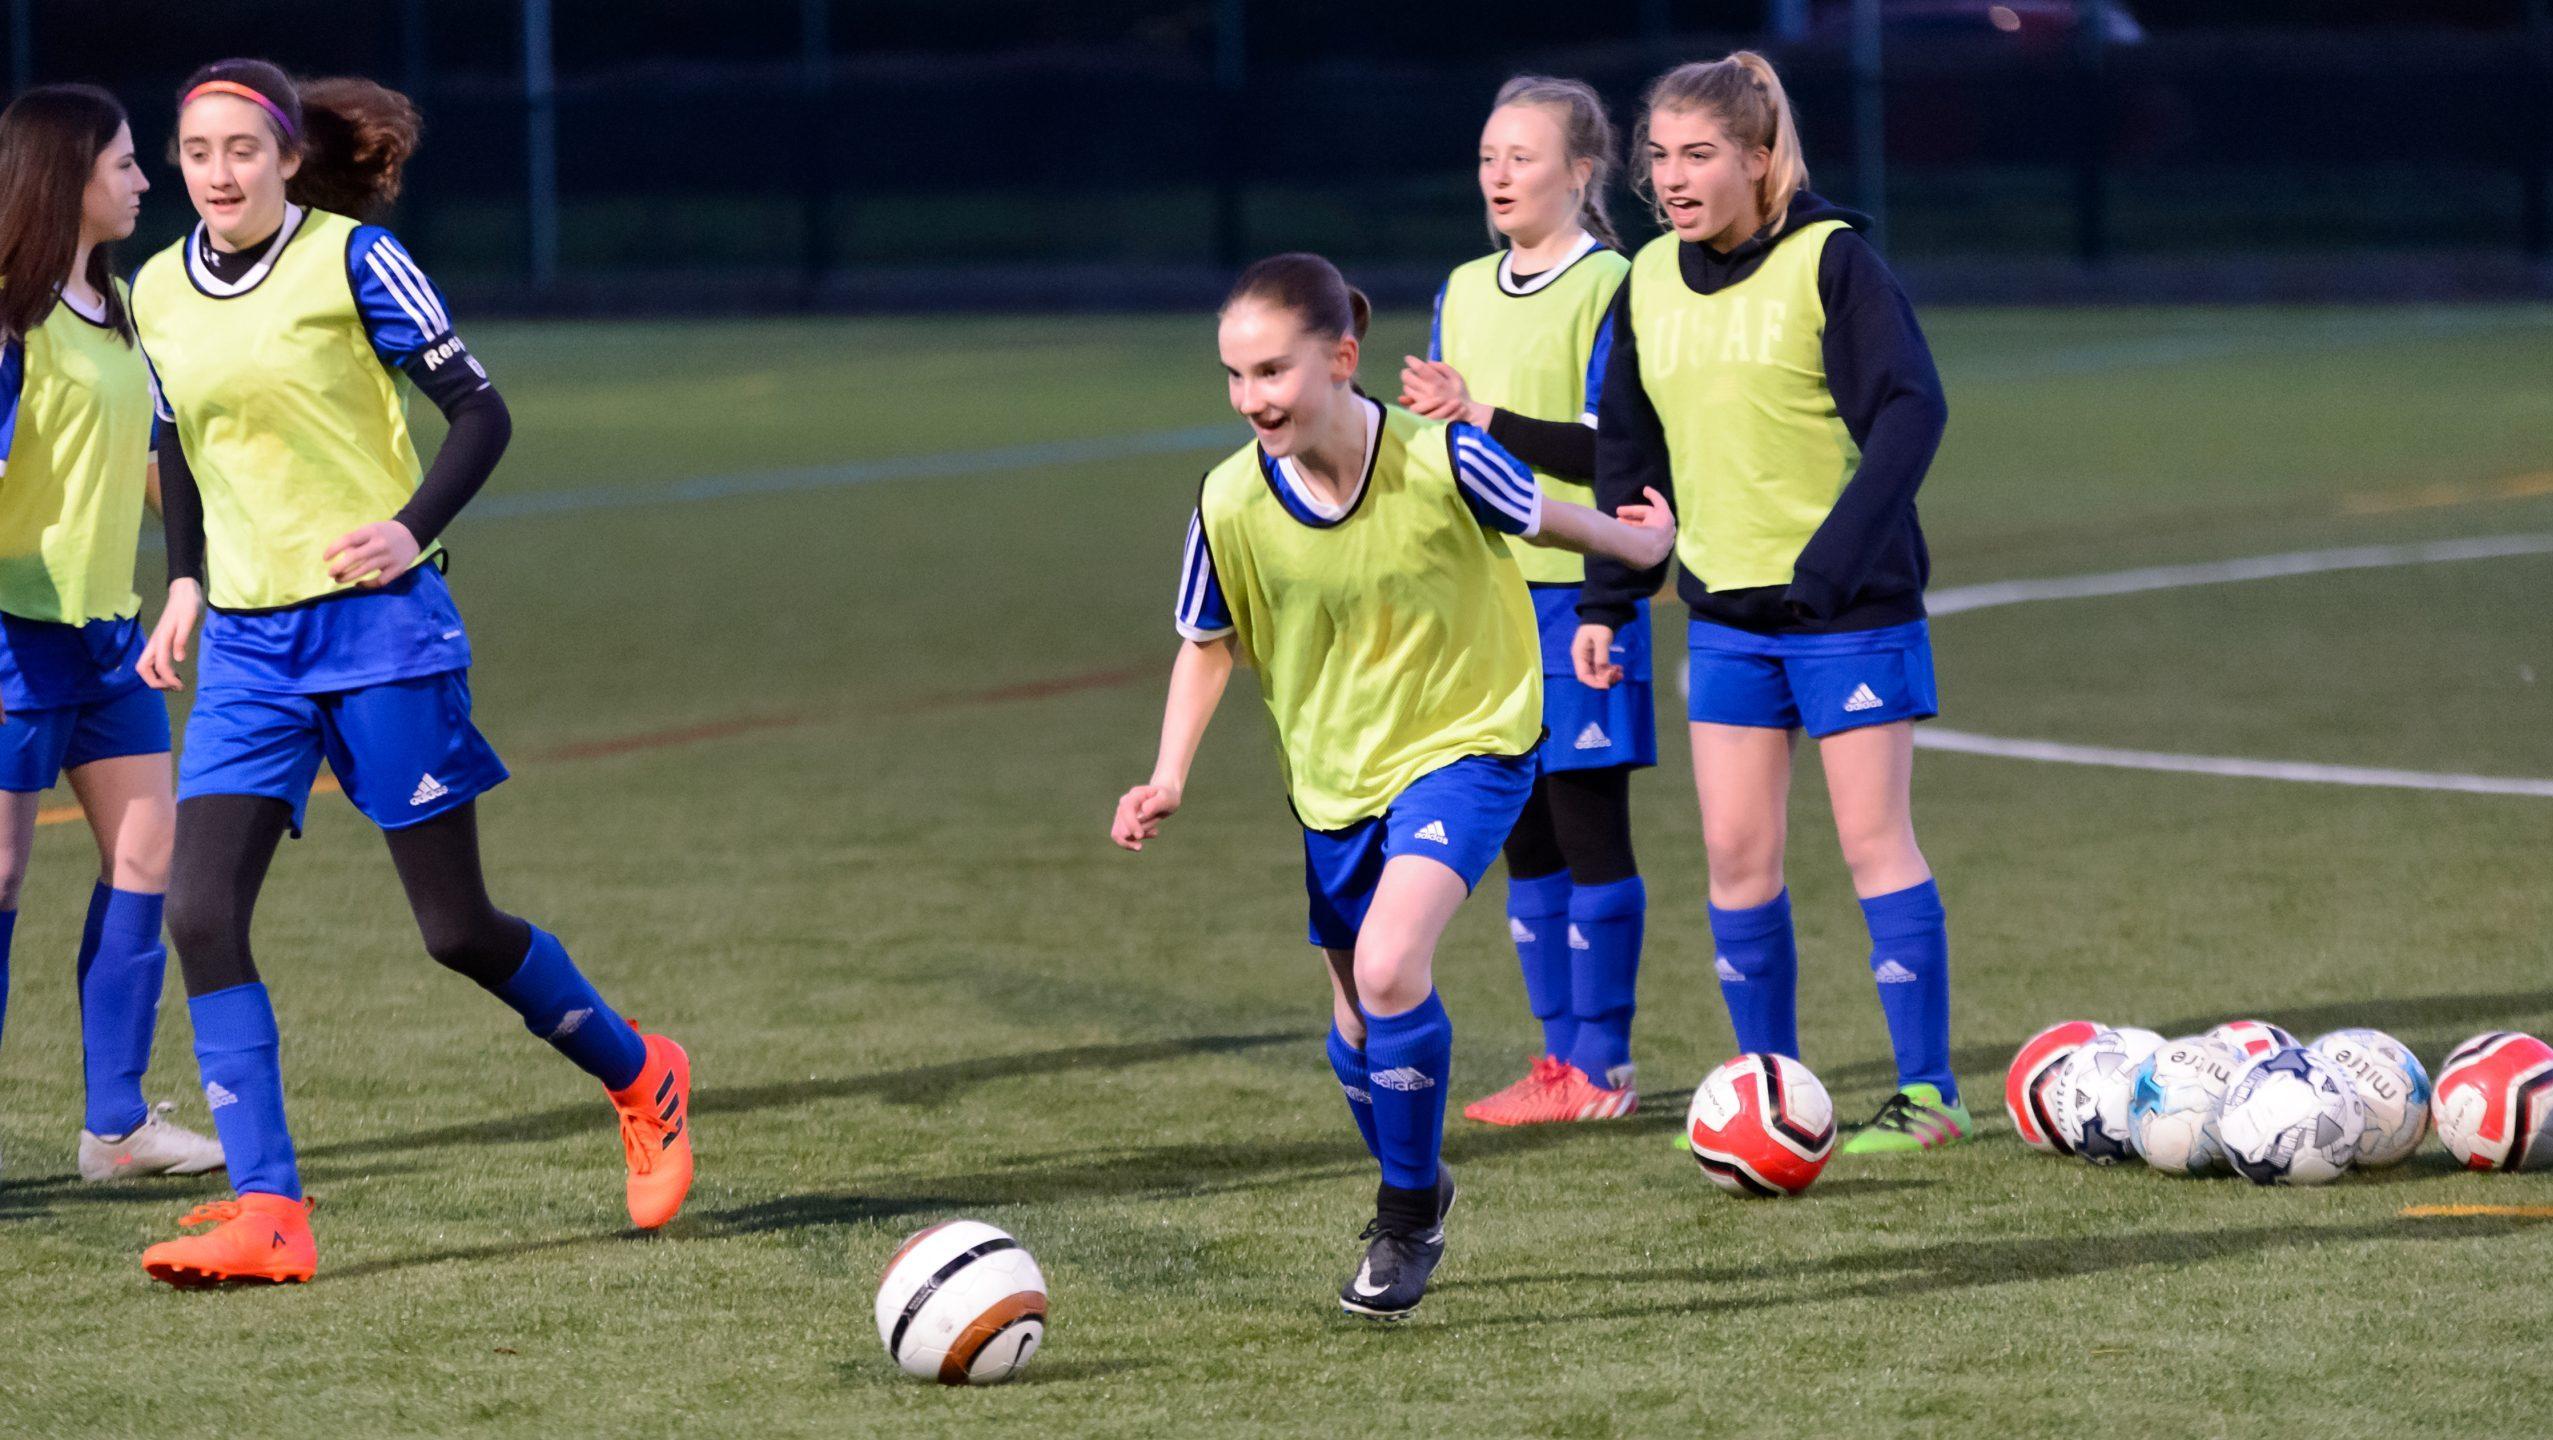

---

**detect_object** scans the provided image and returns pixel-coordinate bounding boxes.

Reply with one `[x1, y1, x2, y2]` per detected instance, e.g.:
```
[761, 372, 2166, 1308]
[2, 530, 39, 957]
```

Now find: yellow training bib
[1629, 221, 1861, 592]
[1196, 402, 1541, 830]
[134, 207, 435, 611]
[0, 281, 151, 623]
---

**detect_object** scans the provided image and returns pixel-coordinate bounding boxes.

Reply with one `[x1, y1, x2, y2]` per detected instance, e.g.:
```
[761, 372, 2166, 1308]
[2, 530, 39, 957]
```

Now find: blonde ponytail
[1631, 50, 1809, 237]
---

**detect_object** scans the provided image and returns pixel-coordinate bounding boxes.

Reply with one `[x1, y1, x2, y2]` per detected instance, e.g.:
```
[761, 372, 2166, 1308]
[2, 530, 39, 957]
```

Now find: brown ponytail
[1223, 252, 1370, 343]
[176, 59, 421, 222]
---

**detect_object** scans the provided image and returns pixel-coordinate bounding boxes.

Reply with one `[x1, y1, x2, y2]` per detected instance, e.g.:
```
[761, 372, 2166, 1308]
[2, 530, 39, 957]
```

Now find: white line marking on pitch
[1919, 533, 2553, 798]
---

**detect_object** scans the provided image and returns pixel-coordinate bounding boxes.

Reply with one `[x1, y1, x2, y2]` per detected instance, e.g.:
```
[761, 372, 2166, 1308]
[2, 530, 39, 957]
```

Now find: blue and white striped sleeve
[0, 341, 22, 475]
[1174, 510, 1234, 641]
[1427, 281, 1447, 363]
[1580, 310, 1617, 426]
[348, 225, 490, 407]
[1447, 422, 1542, 537]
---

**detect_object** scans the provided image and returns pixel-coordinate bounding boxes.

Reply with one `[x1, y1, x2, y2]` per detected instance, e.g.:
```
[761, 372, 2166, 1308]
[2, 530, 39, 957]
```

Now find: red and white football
[2005, 1020, 2104, 1154]
[1686, 1053, 1837, 1197]
[2434, 1031, 2553, 1172]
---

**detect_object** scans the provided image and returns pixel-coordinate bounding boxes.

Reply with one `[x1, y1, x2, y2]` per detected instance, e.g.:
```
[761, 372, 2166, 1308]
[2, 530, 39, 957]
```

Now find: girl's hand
[1572, 625, 1620, 690]
[1612, 486, 1676, 569]
[1112, 782, 1182, 851]
[139, 579, 203, 692]
[1397, 358, 1490, 429]
[324, 520, 421, 589]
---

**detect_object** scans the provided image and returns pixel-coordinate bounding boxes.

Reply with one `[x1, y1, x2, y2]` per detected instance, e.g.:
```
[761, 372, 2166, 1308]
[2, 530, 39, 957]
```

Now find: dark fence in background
[35, 11, 2553, 309]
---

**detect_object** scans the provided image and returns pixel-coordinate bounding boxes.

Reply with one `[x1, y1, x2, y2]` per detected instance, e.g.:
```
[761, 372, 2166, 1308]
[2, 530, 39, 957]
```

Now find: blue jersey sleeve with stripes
[348, 225, 490, 406]
[0, 341, 22, 471]
[1446, 422, 1542, 537]
[1174, 509, 1234, 641]
[1580, 310, 1617, 426]
[1427, 282, 1446, 363]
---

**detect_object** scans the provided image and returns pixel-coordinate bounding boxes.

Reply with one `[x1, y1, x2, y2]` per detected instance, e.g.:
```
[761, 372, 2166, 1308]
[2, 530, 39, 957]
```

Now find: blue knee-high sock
[1863, 879, 1956, 1102]
[189, 983, 300, 1200]
[1708, 890, 1799, 1058]
[1565, 877, 1645, 1086]
[1326, 1026, 1380, 1161]
[0, 908, 15, 1054]
[1361, 991, 1452, 1192]
[77, 884, 164, 1137]
[1505, 872, 1575, 1060]
[490, 926, 647, 1091]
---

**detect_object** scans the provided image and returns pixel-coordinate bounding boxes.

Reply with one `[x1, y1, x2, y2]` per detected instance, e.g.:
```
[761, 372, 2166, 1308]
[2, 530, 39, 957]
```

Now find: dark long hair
[176, 58, 421, 222]
[0, 84, 134, 345]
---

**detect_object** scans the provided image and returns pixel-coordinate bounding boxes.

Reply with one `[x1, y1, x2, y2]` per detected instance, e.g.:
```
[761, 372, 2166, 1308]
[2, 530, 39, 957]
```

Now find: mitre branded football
[1686, 1054, 1836, 1197]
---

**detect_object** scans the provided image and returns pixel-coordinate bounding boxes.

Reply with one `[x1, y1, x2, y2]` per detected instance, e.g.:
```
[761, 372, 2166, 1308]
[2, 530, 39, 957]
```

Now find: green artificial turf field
[1, 305, 2548, 1438]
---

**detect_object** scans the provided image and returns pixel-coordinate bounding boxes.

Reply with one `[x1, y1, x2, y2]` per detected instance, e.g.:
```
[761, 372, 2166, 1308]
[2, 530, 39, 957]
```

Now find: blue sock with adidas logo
[1504, 872, 1575, 1059]
[1863, 879, 1954, 1101]
[1361, 990, 1451, 1191]
[77, 884, 166, 1138]
[1564, 877, 1645, 1086]
[189, 982, 301, 1200]
[491, 926, 646, 1090]
[1708, 890, 1799, 1057]
[1325, 1025, 1380, 1160]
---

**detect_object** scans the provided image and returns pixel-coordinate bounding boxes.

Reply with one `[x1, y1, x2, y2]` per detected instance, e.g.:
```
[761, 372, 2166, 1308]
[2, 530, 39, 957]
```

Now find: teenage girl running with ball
[1114, 253, 1673, 1317]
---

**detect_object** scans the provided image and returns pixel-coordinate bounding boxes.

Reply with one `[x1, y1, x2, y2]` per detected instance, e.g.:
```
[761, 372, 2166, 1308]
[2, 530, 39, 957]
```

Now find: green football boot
[1838, 1083, 1973, 1155]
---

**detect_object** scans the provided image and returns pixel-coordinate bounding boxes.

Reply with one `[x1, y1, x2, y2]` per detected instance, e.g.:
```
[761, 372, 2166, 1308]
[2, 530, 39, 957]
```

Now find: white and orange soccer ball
[1685, 1053, 1836, 1197]
[2005, 1020, 2103, 1155]
[2433, 1031, 2553, 1172]
[2206, 1019, 2299, 1060]
[877, 1220, 1048, 1385]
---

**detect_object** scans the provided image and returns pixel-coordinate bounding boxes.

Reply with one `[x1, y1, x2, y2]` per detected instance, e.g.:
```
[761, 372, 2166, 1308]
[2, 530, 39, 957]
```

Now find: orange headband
[182, 80, 296, 140]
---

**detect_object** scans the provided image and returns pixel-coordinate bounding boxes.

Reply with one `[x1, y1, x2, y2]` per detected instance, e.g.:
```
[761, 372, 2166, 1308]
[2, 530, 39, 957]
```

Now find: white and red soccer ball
[2433, 1031, 2553, 1172]
[2006, 1020, 2102, 1155]
[1686, 1053, 1836, 1197]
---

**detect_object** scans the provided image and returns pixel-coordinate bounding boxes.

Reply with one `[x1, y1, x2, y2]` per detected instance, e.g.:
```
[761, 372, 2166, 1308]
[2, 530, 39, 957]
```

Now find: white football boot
[78, 1103, 226, 1181]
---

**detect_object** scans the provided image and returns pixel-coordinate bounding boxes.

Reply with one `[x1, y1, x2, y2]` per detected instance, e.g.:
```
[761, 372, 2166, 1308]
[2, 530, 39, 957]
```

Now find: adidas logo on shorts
[1714, 955, 1744, 983]
[411, 773, 451, 806]
[205, 1082, 239, 1111]
[1369, 1066, 1436, 1092]
[1412, 820, 1449, 845]
[1573, 722, 1610, 750]
[1874, 959, 1919, 984]
[1843, 683, 1884, 713]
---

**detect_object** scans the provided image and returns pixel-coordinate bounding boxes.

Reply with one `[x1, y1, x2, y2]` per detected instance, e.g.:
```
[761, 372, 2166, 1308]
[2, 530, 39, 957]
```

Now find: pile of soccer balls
[2007, 1021, 2553, 1183]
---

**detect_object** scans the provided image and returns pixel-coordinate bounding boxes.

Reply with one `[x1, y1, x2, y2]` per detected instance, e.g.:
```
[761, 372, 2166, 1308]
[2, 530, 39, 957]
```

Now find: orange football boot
[1463, 1054, 1568, 1126]
[141, 1193, 316, 1288]
[609, 1029, 693, 1230]
[1530, 1062, 1640, 1123]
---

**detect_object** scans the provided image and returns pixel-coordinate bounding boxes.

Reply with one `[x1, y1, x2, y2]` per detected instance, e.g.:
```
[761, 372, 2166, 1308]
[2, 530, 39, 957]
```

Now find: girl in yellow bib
[1583, 54, 1963, 1155]
[1397, 77, 1654, 1126]
[1111, 254, 1673, 1319]
[125, 60, 693, 1287]
[0, 86, 224, 1185]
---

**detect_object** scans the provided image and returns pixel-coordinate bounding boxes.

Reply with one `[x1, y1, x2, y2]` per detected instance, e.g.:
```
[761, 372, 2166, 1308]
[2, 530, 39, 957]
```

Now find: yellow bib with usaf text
[1628, 220, 1861, 592]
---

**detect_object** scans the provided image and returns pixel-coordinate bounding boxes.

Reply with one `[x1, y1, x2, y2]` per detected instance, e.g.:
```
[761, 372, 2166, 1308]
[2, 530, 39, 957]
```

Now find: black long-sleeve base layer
[1581, 191, 1949, 636]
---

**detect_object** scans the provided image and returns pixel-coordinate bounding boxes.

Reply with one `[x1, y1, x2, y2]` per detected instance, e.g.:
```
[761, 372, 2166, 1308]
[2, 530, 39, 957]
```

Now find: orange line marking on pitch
[27, 665, 1141, 829]
[2342, 470, 2553, 516]
[2398, 1204, 2553, 1219]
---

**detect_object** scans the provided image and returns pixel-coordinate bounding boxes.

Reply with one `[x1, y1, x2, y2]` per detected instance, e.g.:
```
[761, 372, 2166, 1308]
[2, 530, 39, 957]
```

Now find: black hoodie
[1579, 191, 1947, 635]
